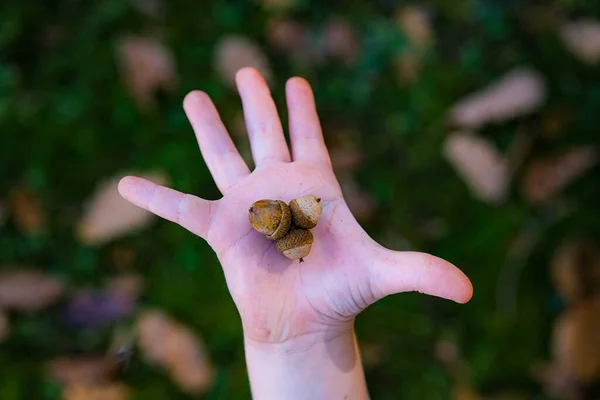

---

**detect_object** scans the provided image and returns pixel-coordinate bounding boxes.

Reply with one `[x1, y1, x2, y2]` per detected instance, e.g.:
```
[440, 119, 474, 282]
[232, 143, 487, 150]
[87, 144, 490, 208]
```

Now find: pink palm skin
[118, 68, 473, 349]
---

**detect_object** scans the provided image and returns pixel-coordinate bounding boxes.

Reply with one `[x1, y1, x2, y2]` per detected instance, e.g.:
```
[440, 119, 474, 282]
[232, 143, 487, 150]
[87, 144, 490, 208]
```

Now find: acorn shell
[248, 200, 291, 240]
[289, 195, 322, 229]
[276, 229, 314, 260]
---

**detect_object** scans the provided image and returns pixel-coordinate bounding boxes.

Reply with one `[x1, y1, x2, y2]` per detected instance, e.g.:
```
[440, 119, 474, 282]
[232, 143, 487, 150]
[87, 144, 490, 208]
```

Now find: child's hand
[118, 68, 472, 349]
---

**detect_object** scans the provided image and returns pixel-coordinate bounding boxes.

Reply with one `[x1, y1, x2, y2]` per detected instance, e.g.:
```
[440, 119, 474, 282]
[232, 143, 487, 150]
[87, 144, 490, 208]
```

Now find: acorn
[248, 200, 291, 240]
[276, 228, 314, 262]
[289, 195, 322, 229]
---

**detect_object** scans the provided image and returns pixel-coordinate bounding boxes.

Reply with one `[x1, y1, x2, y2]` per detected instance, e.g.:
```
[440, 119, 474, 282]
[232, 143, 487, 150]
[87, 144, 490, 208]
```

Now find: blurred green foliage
[1, 0, 600, 399]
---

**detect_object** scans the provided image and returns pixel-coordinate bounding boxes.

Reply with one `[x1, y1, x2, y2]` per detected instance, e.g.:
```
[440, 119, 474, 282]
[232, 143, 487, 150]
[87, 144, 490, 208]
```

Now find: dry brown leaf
[62, 383, 129, 400]
[8, 187, 46, 235]
[214, 36, 272, 88]
[532, 362, 579, 400]
[0, 269, 64, 311]
[551, 239, 600, 304]
[77, 171, 169, 246]
[0, 309, 9, 342]
[559, 19, 600, 65]
[322, 17, 360, 65]
[137, 309, 214, 394]
[47, 356, 116, 386]
[331, 145, 363, 174]
[340, 180, 375, 222]
[267, 18, 306, 53]
[522, 146, 597, 204]
[394, 6, 432, 84]
[443, 132, 509, 204]
[552, 297, 600, 383]
[435, 339, 461, 367]
[397, 6, 432, 48]
[394, 51, 422, 84]
[106, 274, 144, 302]
[449, 68, 546, 129]
[117, 35, 177, 111]
[266, 18, 323, 65]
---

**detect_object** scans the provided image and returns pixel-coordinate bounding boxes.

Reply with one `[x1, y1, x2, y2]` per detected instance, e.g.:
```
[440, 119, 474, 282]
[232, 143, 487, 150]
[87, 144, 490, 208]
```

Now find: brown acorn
[289, 195, 322, 229]
[276, 228, 314, 262]
[248, 200, 291, 240]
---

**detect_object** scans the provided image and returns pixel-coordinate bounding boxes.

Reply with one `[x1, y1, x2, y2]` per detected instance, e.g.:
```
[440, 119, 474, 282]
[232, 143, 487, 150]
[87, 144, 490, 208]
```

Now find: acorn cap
[248, 200, 291, 240]
[289, 195, 322, 229]
[266, 200, 291, 240]
[276, 228, 314, 261]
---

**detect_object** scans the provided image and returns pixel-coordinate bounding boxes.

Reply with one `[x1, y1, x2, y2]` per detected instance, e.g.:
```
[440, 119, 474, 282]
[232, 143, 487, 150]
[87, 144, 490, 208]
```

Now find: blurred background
[1, 0, 600, 399]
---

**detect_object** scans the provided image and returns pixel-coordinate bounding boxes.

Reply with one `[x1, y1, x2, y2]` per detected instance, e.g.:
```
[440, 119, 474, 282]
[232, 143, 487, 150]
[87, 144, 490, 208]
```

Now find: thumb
[369, 250, 473, 304]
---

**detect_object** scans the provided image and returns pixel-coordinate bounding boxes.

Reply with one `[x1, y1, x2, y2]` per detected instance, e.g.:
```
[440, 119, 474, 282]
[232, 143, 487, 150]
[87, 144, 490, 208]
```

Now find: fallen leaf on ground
[394, 51, 423, 84]
[62, 383, 129, 400]
[522, 146, 597, 204]
[331, 145, 363, 174]
[532, 362, 579, 400]
[65, 288, 136, 328]
[47, 356, 116, 385]
[322, 16, 360, 65]
[0, 309, 9, 341]
[8, 187, 46, 235]
[106, 274, 144, 302]
[137, 309, 214, 394]
[552, 297, 600, 383]
[449, 68, 546, 129]
[77, 170, 169, 246]
[116, 35, 177, 111]
[559, 19, 600, 65]
[214, 36, 271, 88]
[443, 132, 508, 204]
[435, 338, 461, 367]
[266, 18, 323, 64]
[551, 238, 600, 304]
[397, 5, 432, 48]
[0, 269, 64, 311]
[394, 6, 432, 83]
[267, 18, 307, 53]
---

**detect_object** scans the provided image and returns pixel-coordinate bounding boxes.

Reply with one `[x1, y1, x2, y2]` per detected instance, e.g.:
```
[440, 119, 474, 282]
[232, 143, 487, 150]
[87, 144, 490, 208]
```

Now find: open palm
[119, 68, 473, 346]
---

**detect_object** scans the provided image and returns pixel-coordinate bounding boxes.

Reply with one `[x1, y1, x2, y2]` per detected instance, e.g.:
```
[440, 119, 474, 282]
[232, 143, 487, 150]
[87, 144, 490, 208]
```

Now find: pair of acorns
[248, 195, 322, 262]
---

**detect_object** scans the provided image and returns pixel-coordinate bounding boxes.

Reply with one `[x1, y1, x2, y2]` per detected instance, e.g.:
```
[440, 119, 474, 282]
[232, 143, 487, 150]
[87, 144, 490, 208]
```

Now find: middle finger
[235, 68, 291, 167]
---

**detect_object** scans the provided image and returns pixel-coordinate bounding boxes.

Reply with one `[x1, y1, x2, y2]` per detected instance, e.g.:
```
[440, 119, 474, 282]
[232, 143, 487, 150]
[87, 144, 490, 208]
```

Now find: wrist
[243, 321, 354, 355]
[243, 323, 370, 400]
